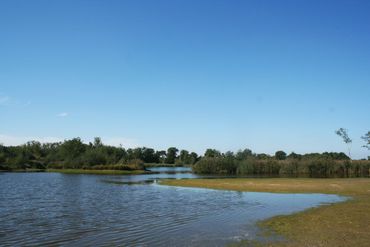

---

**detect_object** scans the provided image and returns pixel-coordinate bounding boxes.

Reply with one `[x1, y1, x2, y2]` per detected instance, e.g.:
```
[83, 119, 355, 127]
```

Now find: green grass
[46, 169, 153, 175]
[161, 178, 370, 247]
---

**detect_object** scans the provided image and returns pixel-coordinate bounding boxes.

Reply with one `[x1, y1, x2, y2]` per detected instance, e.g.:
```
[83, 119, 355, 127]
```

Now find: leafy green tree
[155, 150, 166, 163]
[93, 137, 103, 147]
[362, 131, 370, 160]
[224, 151, 235, 159]
[335, 128, 352, 159]
[204, 149, 221, 158]
[83, 149, 107, 166]
[362, 131, 370, 150]
[256, 153, 270, 160]
[322, 152, 349, 160]
[142, 148, 157, 163]
[0, 152, 5, 164]
[165, 147, 178, 164]
[287, 152, 301, 160]
[189, 152, 199, 164]
[179, 150, 189, 161]
[235, 149, 253, 160]
[58, 138, 86, 168]
[275, 151, 287, 160]
[178, 150, 192, 164]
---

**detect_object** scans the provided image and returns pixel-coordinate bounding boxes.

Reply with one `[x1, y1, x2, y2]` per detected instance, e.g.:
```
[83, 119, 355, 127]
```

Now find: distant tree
[362, 131, 370, 160]
[178, 150, 196, 164]
[179, 150, 189, 162]
[155, 150, 167, 163]
[335, 128, 352, 159]
[275, 151, 287, 160]
[165, 147, 178, 164]
[256, 153, 270, 160]
[93, 137, 103, 147]
[24, 141, 43, 160]
[362, 131, 370, 150]
[322, 152, 349, 160]
[83, 148, 107, 166]
[204, 149, 221, 158]
[132, 148, 144, 160]
[287, 152, 301, 160]
[58, 138, 86, 168]
[141, 148, 157, 163]
[235, 149, 253, 160]
[189, 152, 199, 164]
[224, 151, 235, 159]
[0, 150, 5, 164]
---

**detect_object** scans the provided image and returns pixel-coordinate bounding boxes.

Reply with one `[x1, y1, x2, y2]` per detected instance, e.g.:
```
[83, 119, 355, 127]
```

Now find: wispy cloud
[0, 94, 31, 107]
[57, 112, 68, 117]
[0, 95, 10, 105]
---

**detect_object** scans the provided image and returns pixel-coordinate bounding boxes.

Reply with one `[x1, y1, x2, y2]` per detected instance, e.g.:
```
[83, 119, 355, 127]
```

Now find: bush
[193, 157, 237, 174]
[237, 159, 280, 175]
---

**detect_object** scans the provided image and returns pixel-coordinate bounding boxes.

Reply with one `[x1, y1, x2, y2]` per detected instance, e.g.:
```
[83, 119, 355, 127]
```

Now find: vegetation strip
[161, 178, 370, 247]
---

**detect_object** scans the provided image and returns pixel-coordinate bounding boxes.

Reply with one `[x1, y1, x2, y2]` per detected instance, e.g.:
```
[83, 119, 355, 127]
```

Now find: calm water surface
[0, 168, 346, 246]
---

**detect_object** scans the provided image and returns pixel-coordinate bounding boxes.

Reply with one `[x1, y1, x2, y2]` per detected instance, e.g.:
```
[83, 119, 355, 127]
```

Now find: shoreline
[161, 178, 370, 246]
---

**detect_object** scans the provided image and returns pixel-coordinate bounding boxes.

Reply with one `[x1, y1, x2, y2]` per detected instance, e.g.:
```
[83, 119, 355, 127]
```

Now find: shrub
[193, 157, 237, 174]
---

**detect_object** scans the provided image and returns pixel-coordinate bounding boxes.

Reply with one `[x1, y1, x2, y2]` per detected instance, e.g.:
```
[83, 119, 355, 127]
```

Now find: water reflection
[0, 169, 347, 246]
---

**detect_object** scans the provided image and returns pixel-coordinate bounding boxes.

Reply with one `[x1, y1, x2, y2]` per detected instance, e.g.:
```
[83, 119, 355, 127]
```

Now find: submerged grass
[47, 169, 152, 175]
[161, 178, 370, 247]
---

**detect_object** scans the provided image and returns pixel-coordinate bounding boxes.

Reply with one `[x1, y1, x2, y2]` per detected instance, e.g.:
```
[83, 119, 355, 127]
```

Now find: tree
[256, 153, 270, 160]
[235, 149, 253, 160]
[189, 152, 199, 164]
[362, 131, 370, 150]
[165, 147, 178, 164]
[362, 131, 370, 159]
[179, 150, 196, 164]
[224, 151, 235, 159]
[58, 138, 86, 168]
[155, 150, 166, 163]
[335, 128, 352, 159]
[0, 148, 6, 164]
[287, 152, 301, 160]
[93, 137, 103, 147]
[179, 150, 189, 162]
[204, 149, 221, 158]
[142, 148, 156, 163]
[275, 151, 287, 160]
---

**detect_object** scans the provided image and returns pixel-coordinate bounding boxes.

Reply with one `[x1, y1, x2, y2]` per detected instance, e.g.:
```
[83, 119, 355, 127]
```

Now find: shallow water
[0, 169, 346, 246]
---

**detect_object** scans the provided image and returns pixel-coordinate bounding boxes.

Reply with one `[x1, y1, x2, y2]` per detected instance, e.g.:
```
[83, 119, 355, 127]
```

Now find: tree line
[1, 128, 369, 177]
[193, 129, 370, 177]
[193, 149, 370, 177]
[0, 137, 199, 171]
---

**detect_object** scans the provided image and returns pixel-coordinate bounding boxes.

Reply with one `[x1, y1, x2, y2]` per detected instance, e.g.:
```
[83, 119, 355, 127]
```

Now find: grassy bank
[47, 169, 153, 175]
[161, 178, 370, 247]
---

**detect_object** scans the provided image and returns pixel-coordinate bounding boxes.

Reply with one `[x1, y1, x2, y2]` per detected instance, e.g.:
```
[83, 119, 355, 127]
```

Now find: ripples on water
[0, 170, 346, 246]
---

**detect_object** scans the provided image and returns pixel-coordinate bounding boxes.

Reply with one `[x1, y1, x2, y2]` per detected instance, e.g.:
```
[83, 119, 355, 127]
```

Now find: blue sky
[0, 0, 369, 158]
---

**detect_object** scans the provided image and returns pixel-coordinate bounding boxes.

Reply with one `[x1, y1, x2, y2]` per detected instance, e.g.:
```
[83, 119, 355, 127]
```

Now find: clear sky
[0, 0, 369, 158]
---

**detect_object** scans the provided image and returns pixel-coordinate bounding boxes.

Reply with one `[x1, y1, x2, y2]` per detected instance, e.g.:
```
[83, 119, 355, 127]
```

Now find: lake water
[0, 168, 346, 246]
